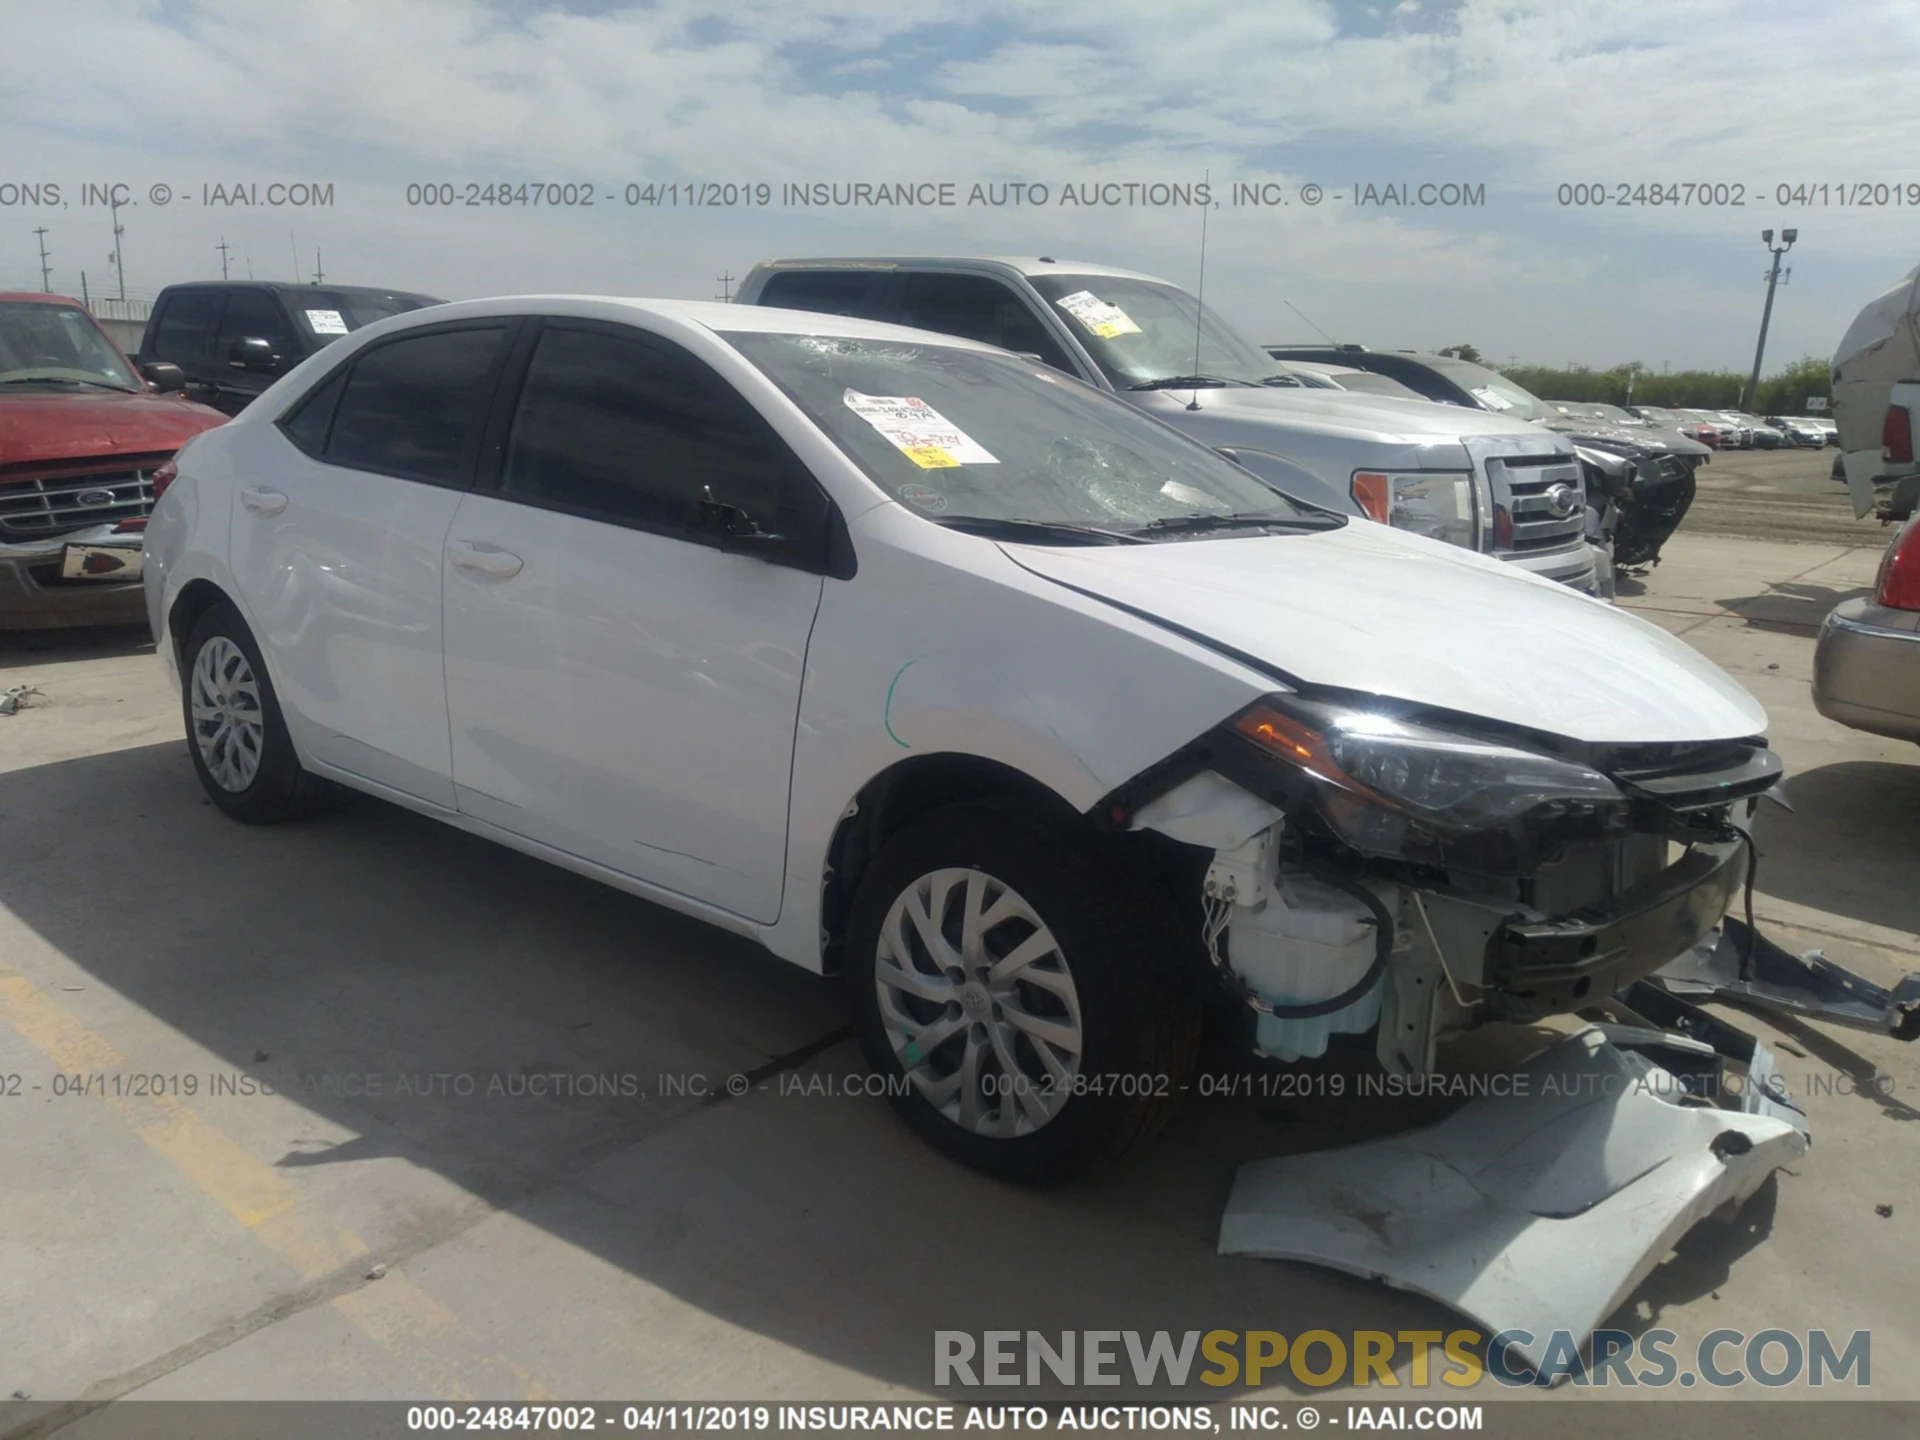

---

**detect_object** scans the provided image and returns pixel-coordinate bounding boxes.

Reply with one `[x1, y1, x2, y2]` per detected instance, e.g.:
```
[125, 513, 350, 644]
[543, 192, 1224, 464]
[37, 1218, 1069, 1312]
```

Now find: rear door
[440, 319, 829, 921]
[229, 320, 514, 806]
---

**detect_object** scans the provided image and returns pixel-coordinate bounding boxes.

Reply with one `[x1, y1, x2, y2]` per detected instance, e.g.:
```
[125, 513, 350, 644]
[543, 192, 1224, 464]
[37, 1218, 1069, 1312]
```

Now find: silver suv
[736, 257, 1599, 591]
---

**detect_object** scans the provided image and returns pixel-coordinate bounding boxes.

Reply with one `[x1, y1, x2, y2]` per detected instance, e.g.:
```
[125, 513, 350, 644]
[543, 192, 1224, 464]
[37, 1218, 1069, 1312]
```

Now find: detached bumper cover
[1219, 1025, 1807, 1373]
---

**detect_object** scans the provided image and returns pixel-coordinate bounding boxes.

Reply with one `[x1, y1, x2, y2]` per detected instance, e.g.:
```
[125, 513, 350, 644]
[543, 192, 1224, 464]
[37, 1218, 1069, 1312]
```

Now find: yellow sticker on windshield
[843, 389, 999, 466]
[1055, 289, 1142, 339]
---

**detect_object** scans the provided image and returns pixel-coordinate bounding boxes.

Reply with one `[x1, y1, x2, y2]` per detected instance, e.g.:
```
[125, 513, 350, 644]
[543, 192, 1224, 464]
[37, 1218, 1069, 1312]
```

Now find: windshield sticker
[897, 483, 949, 512]
[843, 389, 999, 469]
[1054, 290, 1142, 339]
[1469, 385, 1514, 411]
[304, 309, 348, 334]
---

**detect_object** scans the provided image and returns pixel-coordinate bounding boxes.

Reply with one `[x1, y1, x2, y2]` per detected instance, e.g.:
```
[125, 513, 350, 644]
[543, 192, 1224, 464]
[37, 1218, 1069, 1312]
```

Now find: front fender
[754, 509, 1275, 969]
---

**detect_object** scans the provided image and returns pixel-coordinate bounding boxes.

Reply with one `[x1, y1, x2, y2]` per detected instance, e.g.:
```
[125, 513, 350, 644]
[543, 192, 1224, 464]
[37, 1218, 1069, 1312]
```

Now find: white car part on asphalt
[1218, 1024, 1808, 1373]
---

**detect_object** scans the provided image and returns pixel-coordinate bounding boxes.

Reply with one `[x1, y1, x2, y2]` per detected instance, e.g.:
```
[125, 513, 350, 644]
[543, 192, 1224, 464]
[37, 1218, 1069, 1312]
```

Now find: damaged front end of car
[1114, 690, 1781, 1075]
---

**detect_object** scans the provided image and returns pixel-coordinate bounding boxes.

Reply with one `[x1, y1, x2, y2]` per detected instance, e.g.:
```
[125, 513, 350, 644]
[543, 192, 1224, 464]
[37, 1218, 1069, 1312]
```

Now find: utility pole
[108, 193, 126, 300]
[216, 237, 231, 280]
[714, 270, 735, 302]
[33, 227, 51, 290]
[1744, 228, 1797, 410]
[312, 248, 324, 284]
[81, 270, 90, 307]
[289, 231, 301, 284]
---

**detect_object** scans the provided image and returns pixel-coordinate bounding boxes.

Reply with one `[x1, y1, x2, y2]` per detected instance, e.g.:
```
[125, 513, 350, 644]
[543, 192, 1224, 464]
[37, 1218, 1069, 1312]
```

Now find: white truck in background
[1833, 262, 1920, 521]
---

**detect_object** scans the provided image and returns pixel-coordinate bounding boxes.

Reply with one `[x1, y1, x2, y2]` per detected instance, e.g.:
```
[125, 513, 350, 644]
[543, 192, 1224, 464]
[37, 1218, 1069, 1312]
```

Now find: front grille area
[1487, 455, 1588, 555]
[0, 463, 158, 541]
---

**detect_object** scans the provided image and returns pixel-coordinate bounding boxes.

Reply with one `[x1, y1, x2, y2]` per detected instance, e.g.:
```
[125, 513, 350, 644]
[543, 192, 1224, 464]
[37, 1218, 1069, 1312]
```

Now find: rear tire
[181, 600, 336, 823]
[845, 799, 1198, 1185]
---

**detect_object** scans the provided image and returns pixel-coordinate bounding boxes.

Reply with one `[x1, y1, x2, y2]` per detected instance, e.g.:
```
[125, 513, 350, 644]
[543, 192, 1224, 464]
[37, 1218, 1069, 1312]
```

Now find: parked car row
[143, 289, 1787, 1183]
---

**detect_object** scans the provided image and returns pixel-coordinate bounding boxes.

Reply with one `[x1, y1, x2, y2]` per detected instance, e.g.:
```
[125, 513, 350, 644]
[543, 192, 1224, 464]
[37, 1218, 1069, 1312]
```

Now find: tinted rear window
[324, 326, 506, 487]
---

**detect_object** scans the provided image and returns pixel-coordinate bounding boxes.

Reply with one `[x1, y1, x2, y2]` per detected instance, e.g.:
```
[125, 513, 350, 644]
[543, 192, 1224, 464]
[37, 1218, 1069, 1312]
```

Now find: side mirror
[140, 361, 186, 393]
[228, 336, 278, 372]
[695, 498, 791, 558]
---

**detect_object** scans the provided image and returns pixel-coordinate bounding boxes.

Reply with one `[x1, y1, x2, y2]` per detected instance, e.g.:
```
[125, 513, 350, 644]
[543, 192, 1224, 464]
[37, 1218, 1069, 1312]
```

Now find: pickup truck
[735, 257, 1600, 592]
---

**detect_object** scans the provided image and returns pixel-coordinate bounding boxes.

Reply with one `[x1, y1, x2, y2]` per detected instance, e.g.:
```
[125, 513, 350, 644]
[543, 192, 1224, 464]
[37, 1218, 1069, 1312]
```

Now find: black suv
[136, 282, 443, 415]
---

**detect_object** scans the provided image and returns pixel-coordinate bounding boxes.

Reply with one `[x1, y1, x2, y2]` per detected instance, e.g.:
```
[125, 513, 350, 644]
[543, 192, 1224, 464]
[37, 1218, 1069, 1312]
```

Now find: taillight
[151, 458, 179, 501]
[1882, 404, 1914, 465]
[1875, 519, 1920, 611]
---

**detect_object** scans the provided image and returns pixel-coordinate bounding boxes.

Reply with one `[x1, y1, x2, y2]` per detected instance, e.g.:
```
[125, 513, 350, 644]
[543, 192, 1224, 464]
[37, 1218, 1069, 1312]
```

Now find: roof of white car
[364, 294, 1004, 348]
[753, 255, 1169, 283]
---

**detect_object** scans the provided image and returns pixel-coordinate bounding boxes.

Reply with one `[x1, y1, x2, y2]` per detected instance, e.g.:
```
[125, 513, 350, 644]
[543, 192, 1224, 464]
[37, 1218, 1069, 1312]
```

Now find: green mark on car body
[884, 659, 920, 748]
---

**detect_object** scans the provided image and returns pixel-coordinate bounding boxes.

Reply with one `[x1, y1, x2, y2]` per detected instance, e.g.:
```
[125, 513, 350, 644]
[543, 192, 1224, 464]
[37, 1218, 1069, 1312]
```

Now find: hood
[1132, 386, 1566, 446]
[0, 390, 226, 469]
[1542, 418, 1710, 459]
[999, 523, 1765, 745]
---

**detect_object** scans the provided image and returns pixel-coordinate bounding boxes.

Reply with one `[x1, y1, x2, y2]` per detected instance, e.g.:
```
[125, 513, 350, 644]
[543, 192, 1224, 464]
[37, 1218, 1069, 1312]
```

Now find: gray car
[736, 257, 1599, 591]
[1814, 516, 1920, 742]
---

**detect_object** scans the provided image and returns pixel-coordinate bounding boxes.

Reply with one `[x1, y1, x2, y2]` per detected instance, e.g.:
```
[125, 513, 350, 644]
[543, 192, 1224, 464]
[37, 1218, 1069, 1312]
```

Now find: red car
[0, 293, 226, 628]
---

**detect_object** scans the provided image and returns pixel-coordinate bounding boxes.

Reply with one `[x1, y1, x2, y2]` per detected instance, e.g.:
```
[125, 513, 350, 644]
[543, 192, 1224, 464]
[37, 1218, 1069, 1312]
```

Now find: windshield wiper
[1133, 510, 1345, 536]
[1126, 374, 1254, 391]
[933, 516, 1146, 545]
[0, 376, 138, 393]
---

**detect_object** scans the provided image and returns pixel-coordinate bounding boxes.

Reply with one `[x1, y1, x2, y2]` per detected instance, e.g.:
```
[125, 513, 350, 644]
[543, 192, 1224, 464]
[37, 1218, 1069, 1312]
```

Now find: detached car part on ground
[0, 293, 225, 628]
[737, 257, 1605, 592]
[145, 297, 1915, 1362]
[1267, 345, 1706, 573]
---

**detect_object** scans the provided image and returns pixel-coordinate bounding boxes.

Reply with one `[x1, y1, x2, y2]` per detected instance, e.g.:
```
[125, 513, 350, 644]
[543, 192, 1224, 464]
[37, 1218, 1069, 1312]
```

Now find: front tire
[846, 800, 1197, 1185]
[182, 600, 335, 823]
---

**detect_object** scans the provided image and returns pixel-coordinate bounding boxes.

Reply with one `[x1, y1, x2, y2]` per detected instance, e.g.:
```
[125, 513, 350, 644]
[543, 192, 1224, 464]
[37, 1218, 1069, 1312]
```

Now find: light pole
[1744, 228, 1796, 410]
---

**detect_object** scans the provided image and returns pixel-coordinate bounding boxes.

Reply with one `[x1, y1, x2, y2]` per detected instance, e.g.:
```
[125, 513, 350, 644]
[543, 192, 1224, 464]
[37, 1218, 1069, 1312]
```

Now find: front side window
[899, 273, 1076, 373]
[727, 332, 1318, 535]
[214, 291, 300, 365]
[1026, 273, 1282, 391]
[501, 325, 802, 537]
[324, 326, 506, 487]
[0, 302, 139, 392]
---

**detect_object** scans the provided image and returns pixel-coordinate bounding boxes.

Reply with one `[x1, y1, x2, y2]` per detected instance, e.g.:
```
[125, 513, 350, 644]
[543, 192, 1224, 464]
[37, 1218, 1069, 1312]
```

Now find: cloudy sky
[4, 0, 1915, 370]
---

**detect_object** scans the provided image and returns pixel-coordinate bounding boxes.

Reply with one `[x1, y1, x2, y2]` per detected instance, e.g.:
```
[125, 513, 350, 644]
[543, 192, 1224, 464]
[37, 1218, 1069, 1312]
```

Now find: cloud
[1, 0, 1909, 366]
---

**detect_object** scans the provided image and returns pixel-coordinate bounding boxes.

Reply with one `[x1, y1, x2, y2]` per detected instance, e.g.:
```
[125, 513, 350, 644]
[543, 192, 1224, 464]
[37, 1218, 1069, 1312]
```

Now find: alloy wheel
[874, 866, 1084, 1137]
[190, 636, 265, 792]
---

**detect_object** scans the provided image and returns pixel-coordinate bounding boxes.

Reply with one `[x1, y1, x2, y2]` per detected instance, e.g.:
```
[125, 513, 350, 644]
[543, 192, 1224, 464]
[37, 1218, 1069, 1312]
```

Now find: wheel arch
[818, 753, 1083, 974]
[168, 577, 235, 667]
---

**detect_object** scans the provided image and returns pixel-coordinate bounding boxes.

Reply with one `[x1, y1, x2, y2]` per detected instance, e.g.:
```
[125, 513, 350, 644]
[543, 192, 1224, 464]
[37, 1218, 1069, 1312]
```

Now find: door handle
[447, 540, 524, 579]
[239, 487, 288, 516]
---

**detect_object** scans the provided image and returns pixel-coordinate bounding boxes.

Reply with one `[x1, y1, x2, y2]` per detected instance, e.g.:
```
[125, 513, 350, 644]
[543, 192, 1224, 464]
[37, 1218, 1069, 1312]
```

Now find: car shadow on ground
[0, 742, 1792, 1396]
[1712, 582, 1873, 637]
[1754, 760, 1920, 939]
[0, 622, 153, 664]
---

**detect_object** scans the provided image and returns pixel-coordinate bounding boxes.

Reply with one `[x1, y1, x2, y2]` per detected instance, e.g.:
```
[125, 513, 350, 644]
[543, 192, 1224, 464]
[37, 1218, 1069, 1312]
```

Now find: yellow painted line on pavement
[0, 967, 552, 1400]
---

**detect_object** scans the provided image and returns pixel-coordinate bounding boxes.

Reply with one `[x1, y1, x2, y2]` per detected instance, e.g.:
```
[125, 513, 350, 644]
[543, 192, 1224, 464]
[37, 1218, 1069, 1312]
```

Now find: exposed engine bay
[1120, 692, 1780, 1072]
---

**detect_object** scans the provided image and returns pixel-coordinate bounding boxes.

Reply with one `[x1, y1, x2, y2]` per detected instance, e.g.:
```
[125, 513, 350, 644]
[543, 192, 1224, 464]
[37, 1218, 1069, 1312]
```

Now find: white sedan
[145, 296, 1780, 1182]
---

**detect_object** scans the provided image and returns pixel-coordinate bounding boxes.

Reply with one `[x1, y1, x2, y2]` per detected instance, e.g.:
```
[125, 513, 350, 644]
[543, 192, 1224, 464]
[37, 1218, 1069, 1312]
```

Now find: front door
[440, 320, 827, 922]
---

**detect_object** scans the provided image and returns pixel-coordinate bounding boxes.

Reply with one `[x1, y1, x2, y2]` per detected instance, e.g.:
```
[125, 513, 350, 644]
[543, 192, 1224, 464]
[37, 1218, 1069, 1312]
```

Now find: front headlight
[1350, 471, 1476, 549]
[1232, 698, 1630, 874]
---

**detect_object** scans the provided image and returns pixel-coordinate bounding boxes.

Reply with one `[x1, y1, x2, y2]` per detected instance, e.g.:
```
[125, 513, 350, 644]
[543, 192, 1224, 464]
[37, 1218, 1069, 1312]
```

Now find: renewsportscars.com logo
[933, 1328, 1872, 1389]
